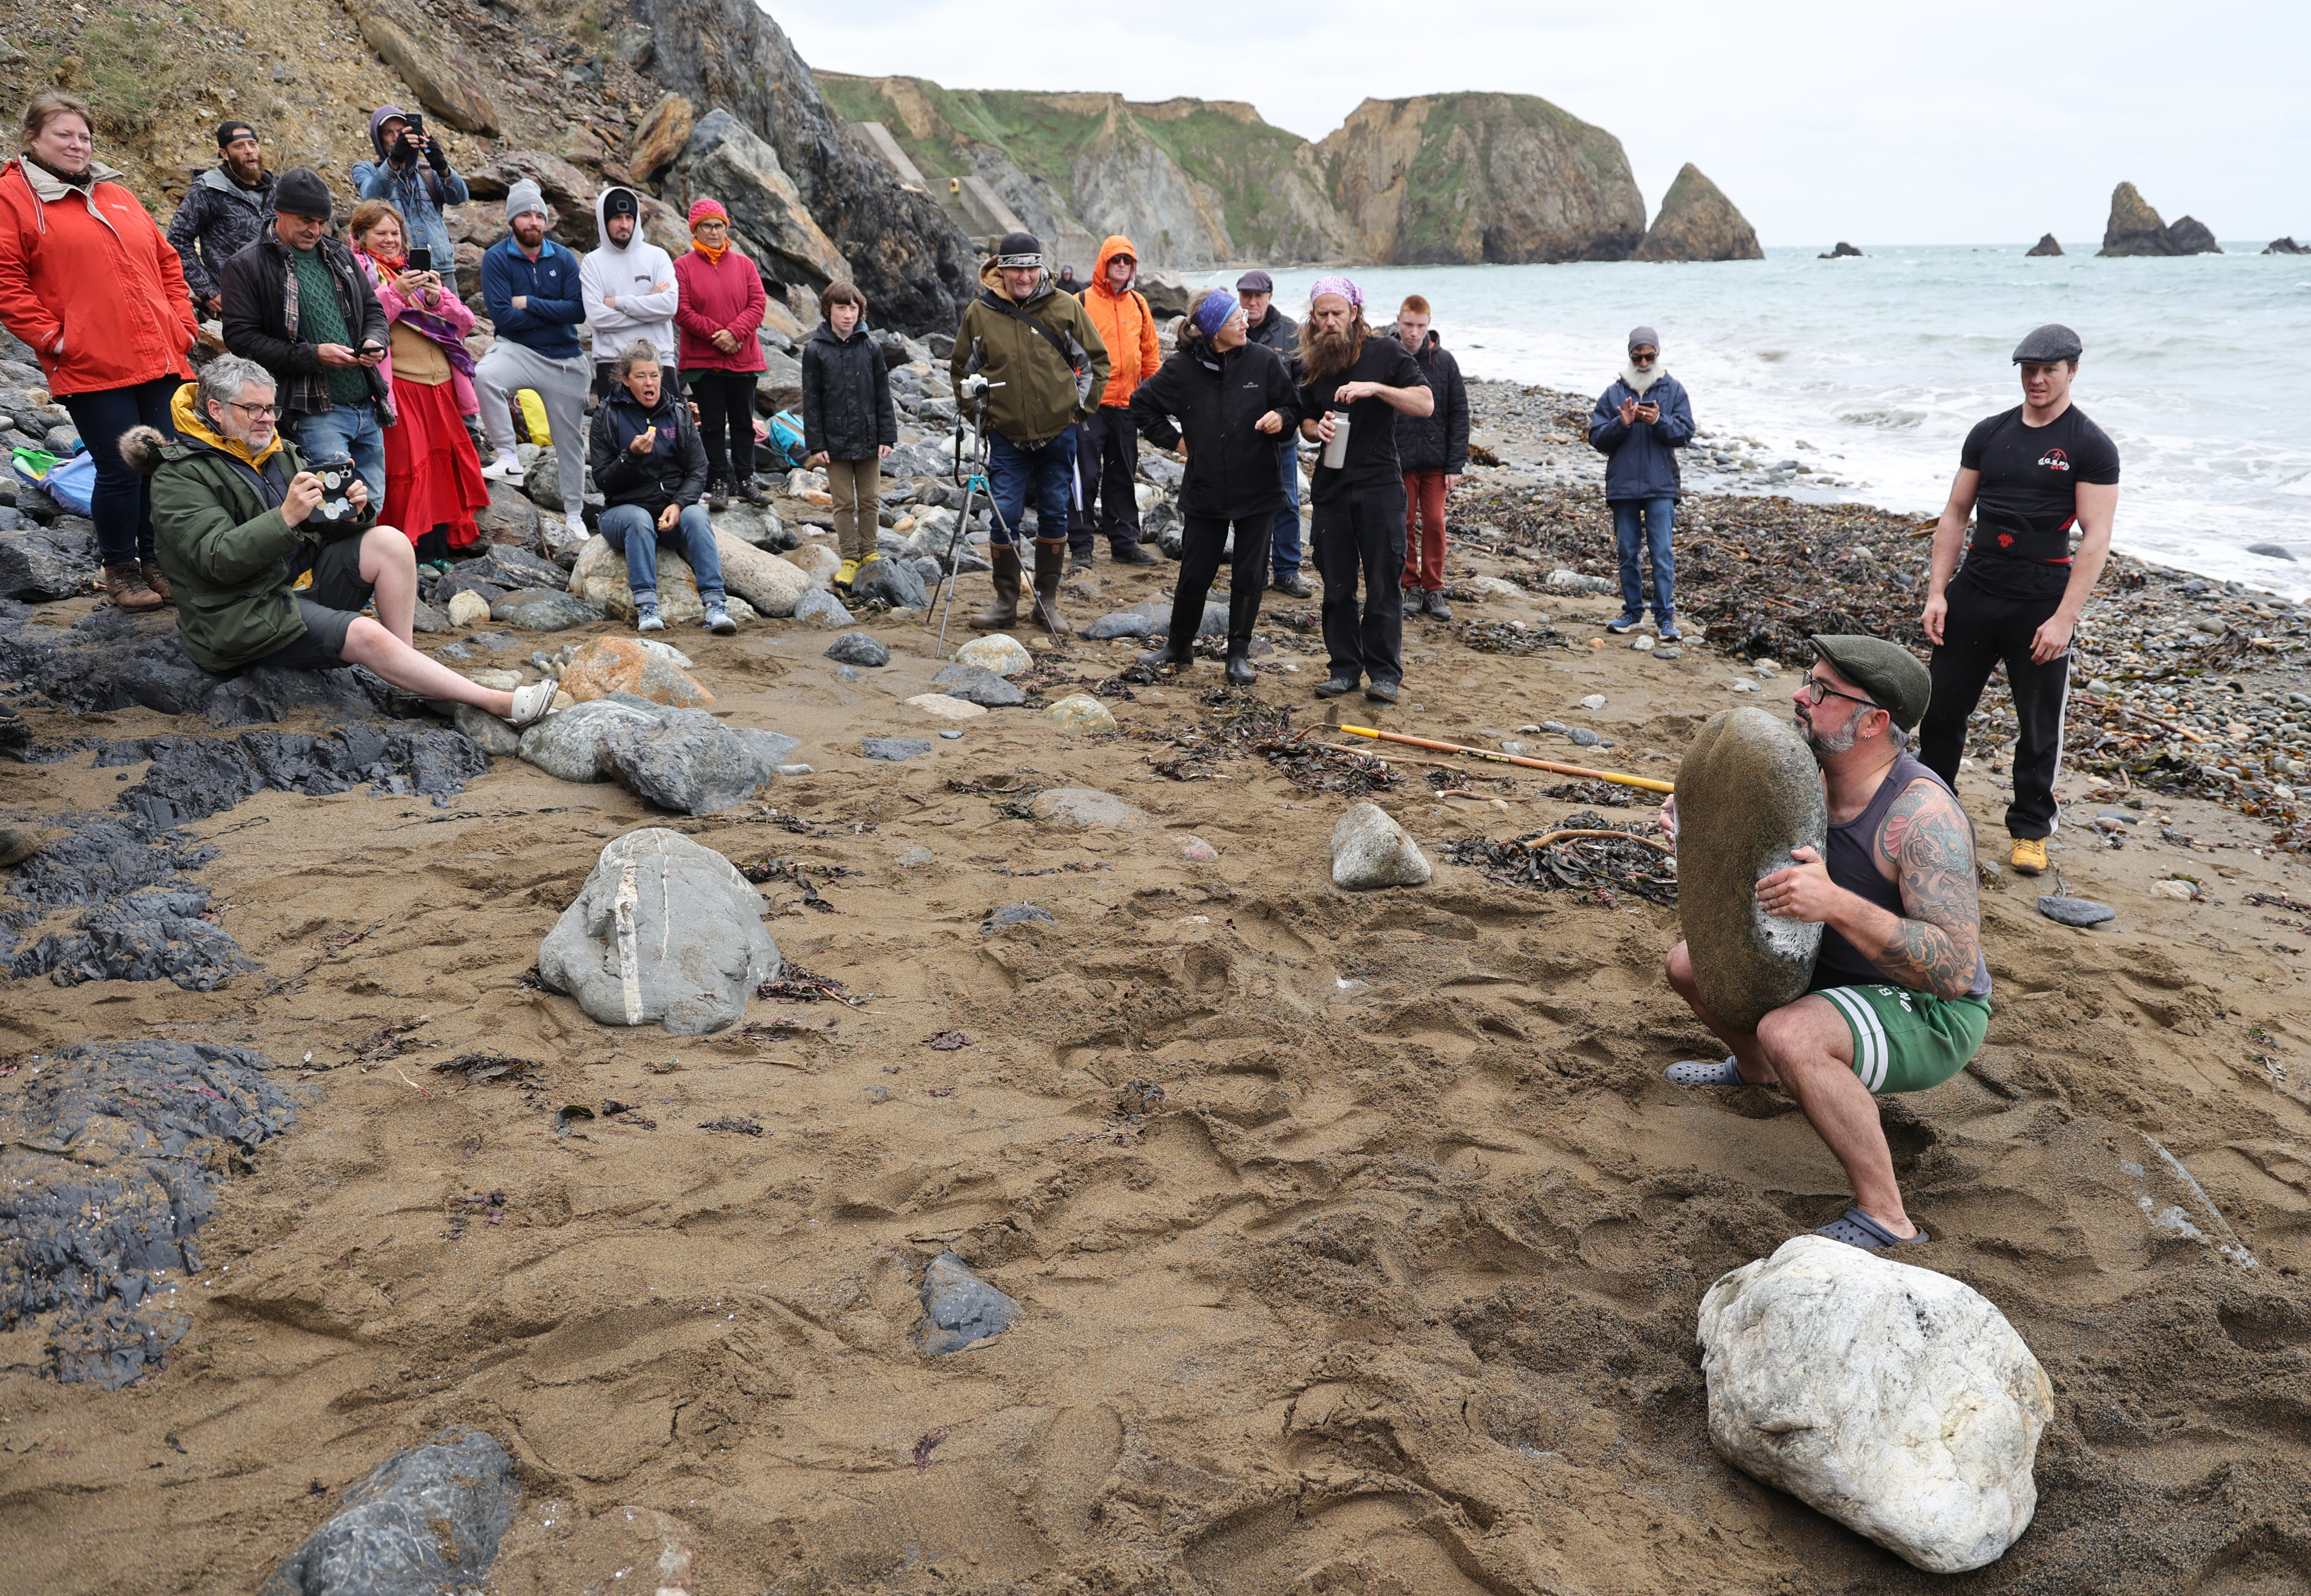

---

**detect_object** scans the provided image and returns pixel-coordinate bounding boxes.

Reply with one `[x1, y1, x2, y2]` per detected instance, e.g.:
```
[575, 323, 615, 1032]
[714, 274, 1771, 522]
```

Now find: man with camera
[220, 167, 393, 513]
[353, 105, 470, 274]
[948, 231, 1109, 635]
[123, 354, 552, 728]
[167, 120, 278, 321]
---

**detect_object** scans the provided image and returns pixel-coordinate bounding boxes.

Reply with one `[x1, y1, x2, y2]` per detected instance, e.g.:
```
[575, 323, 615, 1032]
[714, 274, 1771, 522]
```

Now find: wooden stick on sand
[1333, 725, 1675, 794]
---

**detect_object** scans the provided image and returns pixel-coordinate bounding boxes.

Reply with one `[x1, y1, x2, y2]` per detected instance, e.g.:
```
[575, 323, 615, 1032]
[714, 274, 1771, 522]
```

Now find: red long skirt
[384, 377, 489, 550]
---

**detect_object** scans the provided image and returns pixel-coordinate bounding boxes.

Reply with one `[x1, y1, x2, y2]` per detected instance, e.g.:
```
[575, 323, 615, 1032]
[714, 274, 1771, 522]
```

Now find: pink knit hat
[687, 198, 728, 229]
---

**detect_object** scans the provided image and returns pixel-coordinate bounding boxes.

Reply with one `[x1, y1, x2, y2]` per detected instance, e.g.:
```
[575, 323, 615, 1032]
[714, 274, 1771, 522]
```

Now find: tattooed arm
[1753, 778, 1983, 998]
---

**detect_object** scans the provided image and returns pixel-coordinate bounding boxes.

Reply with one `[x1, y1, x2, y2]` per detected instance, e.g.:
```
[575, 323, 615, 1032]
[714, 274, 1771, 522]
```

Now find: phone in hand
[407, 247, 433, 273]
[405, 113, 425, 137]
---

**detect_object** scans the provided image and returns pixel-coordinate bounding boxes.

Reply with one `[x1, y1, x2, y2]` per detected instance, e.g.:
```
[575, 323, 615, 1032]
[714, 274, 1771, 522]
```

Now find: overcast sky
[772, 0, 2305, 248]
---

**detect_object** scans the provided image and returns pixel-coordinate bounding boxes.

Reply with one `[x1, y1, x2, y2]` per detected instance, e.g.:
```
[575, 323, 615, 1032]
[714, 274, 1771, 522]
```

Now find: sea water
[1229, 248, 2310, 600]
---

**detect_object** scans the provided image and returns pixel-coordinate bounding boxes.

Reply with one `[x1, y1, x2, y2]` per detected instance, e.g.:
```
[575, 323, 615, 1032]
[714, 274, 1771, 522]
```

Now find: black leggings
[1170, 514, 1273, 650]
[683, 368, 757, 484]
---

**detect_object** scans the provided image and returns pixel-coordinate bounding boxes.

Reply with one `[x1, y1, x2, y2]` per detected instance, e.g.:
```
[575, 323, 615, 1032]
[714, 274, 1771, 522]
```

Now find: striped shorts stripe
[1814, 983, 1992, 1095]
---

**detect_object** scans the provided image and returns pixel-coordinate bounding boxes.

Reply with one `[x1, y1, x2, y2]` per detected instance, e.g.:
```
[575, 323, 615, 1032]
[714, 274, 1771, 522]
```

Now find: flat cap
[1235, 269, 1274, 294]
[1808, 634, 1932, 732]
[2011, 323, 2082, 364]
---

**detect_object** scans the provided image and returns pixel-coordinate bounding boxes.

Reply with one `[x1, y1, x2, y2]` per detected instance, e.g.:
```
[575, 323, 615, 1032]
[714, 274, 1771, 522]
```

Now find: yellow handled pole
[1335, 724, 1674, 794]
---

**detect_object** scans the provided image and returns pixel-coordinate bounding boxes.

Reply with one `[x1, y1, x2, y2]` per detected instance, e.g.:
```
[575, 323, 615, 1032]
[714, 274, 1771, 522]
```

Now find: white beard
[1623, 362, 1666, 395]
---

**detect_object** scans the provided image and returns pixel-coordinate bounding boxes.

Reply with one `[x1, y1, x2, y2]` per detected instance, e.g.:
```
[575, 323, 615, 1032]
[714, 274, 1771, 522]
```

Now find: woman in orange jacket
[0, 92, 200, 610]
[1073, 234, 1162, 566]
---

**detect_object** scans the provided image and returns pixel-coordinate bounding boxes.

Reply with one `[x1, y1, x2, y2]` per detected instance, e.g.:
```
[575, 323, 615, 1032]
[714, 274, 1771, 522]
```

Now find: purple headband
[1310, 275, 1363, 308]
[1192, 288, 1239, 338]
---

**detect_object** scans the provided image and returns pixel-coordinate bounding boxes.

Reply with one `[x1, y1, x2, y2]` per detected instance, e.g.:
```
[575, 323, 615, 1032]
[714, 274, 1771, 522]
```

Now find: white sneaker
[504, 681, 555, 727]
[702, 602, 735, 635]
[480, 454, 525, 483]
[636, 604, 666, 633]
[563, 511, 587, 542]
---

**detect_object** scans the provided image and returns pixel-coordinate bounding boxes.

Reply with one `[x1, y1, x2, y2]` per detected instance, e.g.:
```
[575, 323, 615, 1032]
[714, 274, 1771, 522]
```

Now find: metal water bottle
[1320, 408, 1352, 470]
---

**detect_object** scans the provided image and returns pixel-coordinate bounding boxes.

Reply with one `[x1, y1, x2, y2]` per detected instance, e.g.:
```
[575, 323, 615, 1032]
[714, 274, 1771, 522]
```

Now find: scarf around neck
[691, 238, 727, 266]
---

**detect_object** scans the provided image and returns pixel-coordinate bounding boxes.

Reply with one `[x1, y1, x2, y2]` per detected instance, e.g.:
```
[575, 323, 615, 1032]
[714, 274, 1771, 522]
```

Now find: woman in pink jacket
[672, 198, 768, 508]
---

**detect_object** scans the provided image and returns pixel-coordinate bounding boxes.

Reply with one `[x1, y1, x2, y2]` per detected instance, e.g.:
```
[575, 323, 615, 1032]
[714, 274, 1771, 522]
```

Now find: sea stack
[1632, 162, 1764, 262]
[2025, 233, 2063, 257]
[2268, 237, 2309, 255]
[2097, 182, 2216, 256]
[1817, 240, 1863, 259]
[2165, 215, 2222, 254]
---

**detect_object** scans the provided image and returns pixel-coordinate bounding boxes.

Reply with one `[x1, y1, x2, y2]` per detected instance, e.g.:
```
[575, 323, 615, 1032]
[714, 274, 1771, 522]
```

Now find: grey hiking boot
[635, 599, 666, 633]
[702, 600, 736, 635]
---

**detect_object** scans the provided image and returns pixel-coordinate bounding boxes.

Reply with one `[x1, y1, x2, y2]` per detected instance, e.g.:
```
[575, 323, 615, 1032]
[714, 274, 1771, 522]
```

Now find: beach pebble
[984, 903, 1055, 930]
[897, 846, 935, 866]
[1028, 787, 1149, 830]
[1173, 833, 1219, 862]
[1568, 727, 1603, 748]
[906, 692, 987, 721]
[794, 588, 854, 628]
[774, 763, 813, 777]
[1330, 801, 1432, 891]
[537, 827, 781, 1034]
[1468, 576, 1521, 598]
[930, 663, 1027, 707]
[1655, 646, 1683, 660]
[1579, 693, 1607, 710]
[1730, 679, 1758, 693]
[2151, 879, 2196, 901]
[451, 703, 522, 756]
[517, 699, 660, 784]
[956, 634, 1033, 676]
[823, 632, 888, 667]
[1698, 1236, 2053, 1574]
[2038, 896, 2117, 927]
[445, 590, 491, 628]
[860, 737, 932, 762]
[1675, 707, 1829, 1029]
[1045, 693, 1118, 733]
[1545, 569, 1615, 596]
[1085, 609, 1155, 640]
[467, 669, 522, 692]
[1632, 635, 1656, 651]
[596, 708, 774, 815]
[918, 1251, 1018, 1356]
[560, 637, 715, 708]
[258, 1430, 519, 1596]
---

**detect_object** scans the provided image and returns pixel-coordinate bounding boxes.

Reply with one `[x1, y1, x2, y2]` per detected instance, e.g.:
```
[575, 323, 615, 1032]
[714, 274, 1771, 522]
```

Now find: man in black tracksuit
[1238, 270, 1313, 599]
[1918, 323, 2119, 877]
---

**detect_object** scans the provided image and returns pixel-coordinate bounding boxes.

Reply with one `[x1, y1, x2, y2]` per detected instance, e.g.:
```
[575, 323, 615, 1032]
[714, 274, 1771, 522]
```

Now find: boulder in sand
[560, 636, 715, 707]
[1045, 693, 1117, 733]
[571, 532, 788, 623]
[472, 479, 542, 548]
[1697, 1235, 2053, 1574]
[918, 1251, 1018, 1355]
[258, 1430, 519, 1596]
[851, 553, 929, 611]
[517, 699, 660, 783]
[861, 736, 931, 762]
[956, 634, 1032, 676]
[906, 692, 986, 721]
[537, 827, 780, 1034]
[929, 663, 1025, 707]
[1330, 801, 1431, 889]
[1084, 609, 1154, 640]
[451, 702, 522, 756]
[490, 589, 601, 632]
[1674, 706, 1828, 1029]
[445, 590, 491, 627]
[2037, 895, 2116, 927]
[596, 707, 773, 815]
[794, 588, 853, 628]
[714, 533, 811, 617]
[1028, 787, 1148, 829]
[823, 631, 887, 667]
[0, 521, 98, 600]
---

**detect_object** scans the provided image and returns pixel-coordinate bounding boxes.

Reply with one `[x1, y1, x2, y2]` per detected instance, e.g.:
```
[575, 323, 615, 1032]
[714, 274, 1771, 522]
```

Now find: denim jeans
[1271, 443, 1303, 576]
[292, 402, 388, 520]
[985, 429, 1075, 546]
[58, 375, 178, 564]
[1610, 496, 1676, 622]
[598, 502, 724, 605]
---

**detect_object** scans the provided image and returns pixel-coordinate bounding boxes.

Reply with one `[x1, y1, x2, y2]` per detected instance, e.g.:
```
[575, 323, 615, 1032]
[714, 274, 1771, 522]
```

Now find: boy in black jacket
[799, 281, 896, 588]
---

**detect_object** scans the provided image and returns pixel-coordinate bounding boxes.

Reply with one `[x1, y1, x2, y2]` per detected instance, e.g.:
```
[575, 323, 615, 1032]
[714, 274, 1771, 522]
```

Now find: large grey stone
[861, 736, 931, 762]
[918, 1251, 1018, 1355]
[595, 707, 774, 814]
[734, 727, 799, 768]
[517, 699, 660, 783]
[0, 521, 97, 600]
[2038, 895, 2117, 927]
[1149, 601, 1227, 640]
[472, 479, 543, 549]
[1330, 801, 1431, 889]
[824, 632, 888, 667]
[258, 1430, 519, 1596]
[1699, 1236, 2053, 1574]
[671, 109, 849, 289]
[930, 663, 1026, 707]
[955, 634, 1032, 676]
[793, 587, 853, 628]
[1028, 787, 1150, 830]
[490, 589, 602, 631]
[537, 827, 780, 1034]
[1085, 609, 1154, 640]
[851, 553, 929, 611]
[451, 703, 522, 756]
[1675, 707, 1828, 1029]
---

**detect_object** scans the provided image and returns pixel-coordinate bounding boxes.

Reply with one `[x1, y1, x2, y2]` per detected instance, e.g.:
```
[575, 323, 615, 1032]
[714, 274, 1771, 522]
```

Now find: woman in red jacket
[672, 199, 768, 509]
[0, 92, 199, 610]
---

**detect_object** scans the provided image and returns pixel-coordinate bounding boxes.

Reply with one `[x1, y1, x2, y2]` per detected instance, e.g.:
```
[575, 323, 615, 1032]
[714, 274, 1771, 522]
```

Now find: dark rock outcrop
[1633, 163, 1766, 262]
[343, 0, 501, 134]
[1818, 240, 1863, 259]
[2267, 237, 2308, 255]
[1318, 93, 1646, 264]
[669, 110, 850, 289]
[635, 0, 976, 330]
[2097, 182, 2217, 256]
[2165, 215, 2222, 254]
[259, 1431, 519, 1596]
[2025, 233, 2064, 257]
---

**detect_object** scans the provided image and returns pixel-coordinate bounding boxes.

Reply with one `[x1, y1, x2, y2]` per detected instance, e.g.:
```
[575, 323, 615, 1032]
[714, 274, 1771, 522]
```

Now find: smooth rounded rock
[794, 588, 854, 628]
[955, 634, 1032, 676]
[905, 692, 987, 721]
[1330, 801, 1430, 890]
[1045, 693, 1117, 733]
[1085, 610, 1154, 640]
[929, 663, 1027, 707]
[560, 637, 715, 707]
[445, 590, 491, 627]
[517, 699, 660, 783]
[490, 589, 603, 632]
[2038, 895, 2117, 927]
[1028, 787, 1148, 829]
[1675, 706, 1828, 1029]
[823, 632, 888, 667]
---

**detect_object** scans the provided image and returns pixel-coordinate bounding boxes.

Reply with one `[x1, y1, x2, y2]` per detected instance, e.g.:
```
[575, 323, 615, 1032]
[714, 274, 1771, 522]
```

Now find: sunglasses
[1801, 673, 1878, 711]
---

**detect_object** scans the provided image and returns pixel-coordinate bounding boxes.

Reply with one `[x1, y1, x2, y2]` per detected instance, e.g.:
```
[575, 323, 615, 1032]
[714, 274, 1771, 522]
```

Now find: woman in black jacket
[798, 280, 896, 589]
[586, 340, 730, 634]
[1128, 288, 1298, 685]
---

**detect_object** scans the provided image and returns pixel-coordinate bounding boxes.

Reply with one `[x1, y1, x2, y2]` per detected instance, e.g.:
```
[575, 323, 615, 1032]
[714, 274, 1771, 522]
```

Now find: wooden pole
[1333, 725, 1675, 794]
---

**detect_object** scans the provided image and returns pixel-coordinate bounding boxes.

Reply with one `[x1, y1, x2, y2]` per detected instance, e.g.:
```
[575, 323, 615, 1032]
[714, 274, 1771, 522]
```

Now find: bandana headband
[1310, 275, 1363, 308]
[1192, 288, 1239, 338]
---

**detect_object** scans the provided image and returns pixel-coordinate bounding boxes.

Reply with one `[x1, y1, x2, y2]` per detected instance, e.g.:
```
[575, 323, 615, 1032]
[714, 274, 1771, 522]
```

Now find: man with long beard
[1656, 635, 1991, 1250]
[1296, 277, 1432, 703]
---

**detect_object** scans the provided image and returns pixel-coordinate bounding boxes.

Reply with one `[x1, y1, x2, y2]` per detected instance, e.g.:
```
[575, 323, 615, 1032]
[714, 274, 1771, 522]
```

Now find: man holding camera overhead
[353, 105, 469, 274]
[220, 166, 393, 512]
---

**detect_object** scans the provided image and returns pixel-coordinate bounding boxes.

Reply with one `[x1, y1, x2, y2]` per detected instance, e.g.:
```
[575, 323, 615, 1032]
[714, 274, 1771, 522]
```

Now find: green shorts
[1813, 983, 1991, 1094]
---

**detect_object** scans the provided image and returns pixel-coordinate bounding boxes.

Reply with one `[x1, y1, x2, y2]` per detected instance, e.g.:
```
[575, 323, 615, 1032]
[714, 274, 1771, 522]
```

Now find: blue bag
[42, 449, 97, 516]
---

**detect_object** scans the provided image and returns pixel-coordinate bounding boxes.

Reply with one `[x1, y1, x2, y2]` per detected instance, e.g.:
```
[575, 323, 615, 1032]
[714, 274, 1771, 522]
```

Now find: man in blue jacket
[474, 180, 590, 548]
[1587, 325, 1694, 642]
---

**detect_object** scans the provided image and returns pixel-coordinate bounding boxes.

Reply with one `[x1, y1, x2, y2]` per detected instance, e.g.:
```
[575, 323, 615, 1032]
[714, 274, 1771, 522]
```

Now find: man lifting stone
[1659, 635, 1992, 1249]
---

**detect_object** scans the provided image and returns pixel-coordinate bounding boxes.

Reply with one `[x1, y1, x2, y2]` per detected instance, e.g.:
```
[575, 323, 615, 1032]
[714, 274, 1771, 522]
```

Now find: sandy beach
[5, 430, 2311, 1593]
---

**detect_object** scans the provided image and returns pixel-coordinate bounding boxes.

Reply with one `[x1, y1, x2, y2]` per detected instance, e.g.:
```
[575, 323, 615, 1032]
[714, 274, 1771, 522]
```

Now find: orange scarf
[691, 238, 727, 266]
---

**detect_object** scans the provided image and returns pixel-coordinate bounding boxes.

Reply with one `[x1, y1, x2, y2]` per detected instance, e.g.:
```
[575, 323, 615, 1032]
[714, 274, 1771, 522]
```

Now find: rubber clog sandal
[1816, 1207, 1930, 1250]
[1664, 1056, 1748, 1086]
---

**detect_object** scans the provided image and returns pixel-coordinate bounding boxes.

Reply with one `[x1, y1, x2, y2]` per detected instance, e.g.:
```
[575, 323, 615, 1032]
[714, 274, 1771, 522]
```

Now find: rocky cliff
[1632, 163, 1763, 262]
[1317, 93, 1646, 265]
[2098, 182, 2220, 257]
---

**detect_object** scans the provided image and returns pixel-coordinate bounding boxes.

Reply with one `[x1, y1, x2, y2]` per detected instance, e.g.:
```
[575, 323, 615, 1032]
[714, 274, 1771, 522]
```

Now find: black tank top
[1812, 751, 1992, 999]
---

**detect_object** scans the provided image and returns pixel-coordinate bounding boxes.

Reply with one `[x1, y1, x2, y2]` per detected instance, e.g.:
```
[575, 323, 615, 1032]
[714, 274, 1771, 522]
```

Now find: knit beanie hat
[274, 167, 334, 220]
[505, 179, 548, 223]
[687, 198, 728, 229]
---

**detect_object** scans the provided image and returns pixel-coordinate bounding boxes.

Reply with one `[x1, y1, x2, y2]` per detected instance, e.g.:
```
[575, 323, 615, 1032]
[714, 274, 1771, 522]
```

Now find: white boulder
[1329, 802, 1431, 890]
[955, 633, 1032, 676]
[1697, 1235, 2053, 1574]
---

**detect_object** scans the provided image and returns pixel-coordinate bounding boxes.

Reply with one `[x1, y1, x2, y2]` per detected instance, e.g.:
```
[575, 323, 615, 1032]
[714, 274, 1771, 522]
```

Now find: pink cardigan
[362, 255, 481, 417]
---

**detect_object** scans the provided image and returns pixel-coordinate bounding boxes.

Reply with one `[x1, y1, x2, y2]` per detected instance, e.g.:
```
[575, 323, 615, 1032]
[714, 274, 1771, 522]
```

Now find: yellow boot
[835, 558, 860, 588]
[2009, 837, 2048, 876]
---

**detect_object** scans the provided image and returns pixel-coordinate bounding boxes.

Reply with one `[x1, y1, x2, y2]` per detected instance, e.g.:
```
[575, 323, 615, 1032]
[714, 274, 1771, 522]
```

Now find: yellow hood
[170, 382, 285, 472]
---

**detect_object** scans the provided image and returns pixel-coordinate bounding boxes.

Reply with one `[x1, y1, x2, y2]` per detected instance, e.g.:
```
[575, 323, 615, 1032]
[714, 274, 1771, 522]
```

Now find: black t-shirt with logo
[1956, 402, 2121, 603]
[1298, 336, 1427, 503]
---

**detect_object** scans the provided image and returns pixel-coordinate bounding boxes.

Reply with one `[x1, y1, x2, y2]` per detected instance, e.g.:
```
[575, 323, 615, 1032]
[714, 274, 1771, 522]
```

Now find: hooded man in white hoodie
[581, 186, 678, 398]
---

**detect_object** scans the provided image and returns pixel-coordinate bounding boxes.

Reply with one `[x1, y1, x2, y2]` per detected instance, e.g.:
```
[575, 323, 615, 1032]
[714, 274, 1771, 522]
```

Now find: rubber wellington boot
[1029, 539, 1073, 636]
[971, 543, 1022, 631]
[1224, 644, 1256, 686]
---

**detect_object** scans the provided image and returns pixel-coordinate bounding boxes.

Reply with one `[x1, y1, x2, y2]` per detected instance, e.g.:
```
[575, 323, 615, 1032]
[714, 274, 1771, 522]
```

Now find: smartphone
[407, 247, 433, 273]
[405, 113, 425, 137]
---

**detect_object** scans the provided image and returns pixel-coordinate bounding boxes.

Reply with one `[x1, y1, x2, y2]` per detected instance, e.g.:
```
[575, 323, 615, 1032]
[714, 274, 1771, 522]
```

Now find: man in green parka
[124, 354, 554, 725]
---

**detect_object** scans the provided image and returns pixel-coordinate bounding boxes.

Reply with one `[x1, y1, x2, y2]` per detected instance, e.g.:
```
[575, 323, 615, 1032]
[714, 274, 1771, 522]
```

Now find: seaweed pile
[1446, 810, 1678, 905]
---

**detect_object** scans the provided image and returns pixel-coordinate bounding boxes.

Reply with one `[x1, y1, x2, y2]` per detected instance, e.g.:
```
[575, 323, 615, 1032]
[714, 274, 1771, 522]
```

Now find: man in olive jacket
[126, 355, 551, 724]
[948, 231, 1109, 636]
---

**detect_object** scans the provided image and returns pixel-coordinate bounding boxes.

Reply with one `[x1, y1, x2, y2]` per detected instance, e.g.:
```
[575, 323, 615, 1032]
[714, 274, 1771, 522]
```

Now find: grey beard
[1799, 712, 1858, 758]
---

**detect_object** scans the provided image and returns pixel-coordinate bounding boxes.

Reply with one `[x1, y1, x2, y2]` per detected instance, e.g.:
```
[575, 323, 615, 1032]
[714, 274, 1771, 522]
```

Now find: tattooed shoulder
[1878, 779, 1970, 870]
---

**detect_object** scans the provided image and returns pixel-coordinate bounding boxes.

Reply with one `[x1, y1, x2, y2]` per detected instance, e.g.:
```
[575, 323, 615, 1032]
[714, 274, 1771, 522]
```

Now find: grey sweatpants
[474, 340, 590, 516]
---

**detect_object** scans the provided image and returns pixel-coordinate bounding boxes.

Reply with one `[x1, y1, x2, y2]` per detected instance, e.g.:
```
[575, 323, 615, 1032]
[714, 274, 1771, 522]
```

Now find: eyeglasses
[227, 400, 281, 419]
[1801, 673, 1878, 711]
[693, 220, 728, 233]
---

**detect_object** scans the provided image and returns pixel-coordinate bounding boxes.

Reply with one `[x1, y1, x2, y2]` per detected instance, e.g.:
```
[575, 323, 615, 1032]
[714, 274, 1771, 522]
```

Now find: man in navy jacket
[1588, 324, 1694, 641]
[473, 180, 591, 547]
